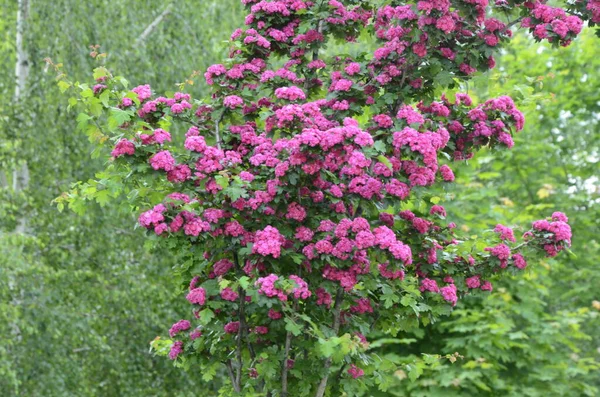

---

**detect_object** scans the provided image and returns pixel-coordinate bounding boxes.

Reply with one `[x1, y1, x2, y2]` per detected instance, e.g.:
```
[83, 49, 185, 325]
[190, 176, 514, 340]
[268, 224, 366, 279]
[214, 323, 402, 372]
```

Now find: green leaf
[284, 318, 303, 336]
[199, 309, 214, 325]
[58, 80, 71, 93]
[238, 276, 250, 290]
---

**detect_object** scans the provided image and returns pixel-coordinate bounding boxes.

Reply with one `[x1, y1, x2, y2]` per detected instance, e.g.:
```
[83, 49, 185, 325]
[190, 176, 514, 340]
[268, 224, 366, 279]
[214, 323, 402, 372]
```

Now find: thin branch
[72, 347, 91, 353]
[333, 362, 347, 390]
[281, 331, 293, 397]
[236, 288, 247, 389]
[225, 360, 241, 393]
[315, 288, 344, 397]
[514, 163, 536, 204]
[304, 1, 325, 91]
[215, 113, 223, 150]
[135, 3, 173, 46]
[503, 16, 525, 33]
[233, 251, 257, 362]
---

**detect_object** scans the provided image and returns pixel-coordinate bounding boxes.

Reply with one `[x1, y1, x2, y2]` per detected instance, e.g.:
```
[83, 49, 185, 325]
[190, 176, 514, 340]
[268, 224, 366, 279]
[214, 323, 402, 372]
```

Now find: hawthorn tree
[56, 0, 597, 395]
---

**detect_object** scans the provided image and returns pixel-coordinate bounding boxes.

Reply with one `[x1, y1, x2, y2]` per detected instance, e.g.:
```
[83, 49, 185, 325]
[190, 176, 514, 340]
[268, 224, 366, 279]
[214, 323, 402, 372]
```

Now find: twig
[503, 16, 524, 33]
[314, 288, 344, 397]
[225, 360, 241, 393]
[135, 4, 173, 46]
[236, 288, 247, 389]
[333, 362, 347, 390]
[233, 251, 257, 361]
[281, 331, 293, 397]
[215, 113, 223, 150]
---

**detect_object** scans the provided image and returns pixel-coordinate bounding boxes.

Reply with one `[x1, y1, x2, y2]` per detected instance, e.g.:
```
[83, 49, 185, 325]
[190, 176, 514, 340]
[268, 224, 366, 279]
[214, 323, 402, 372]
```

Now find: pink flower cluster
[523, 4, 583, 46]
[169, 320, 191, 337]
[256, 274, 288, 301]
[530, 212, 572, 256]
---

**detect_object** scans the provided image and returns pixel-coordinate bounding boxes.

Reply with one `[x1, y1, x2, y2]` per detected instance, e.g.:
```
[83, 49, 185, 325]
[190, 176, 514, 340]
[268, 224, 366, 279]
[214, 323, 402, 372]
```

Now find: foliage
[55, 0, 596, 396]
[0, 1, 243, 395]
[369, 29, 600, 396]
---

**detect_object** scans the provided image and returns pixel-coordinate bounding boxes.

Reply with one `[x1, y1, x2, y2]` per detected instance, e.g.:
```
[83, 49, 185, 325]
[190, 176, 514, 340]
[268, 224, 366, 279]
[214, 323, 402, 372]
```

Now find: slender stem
[514, 163, 535, 204]
[233, 251, 257, 361]
[281, 331, 293, 397]
[314, 288, 344, 397]
[226, 360, 241, 393]
[215, 114, 223, 150]
[236, 288, 247, 389]
[333, 362, 347, 392]
[503, 16, 524, 33]
[135, 3, 173, 45]
[304, 1, 325, 91]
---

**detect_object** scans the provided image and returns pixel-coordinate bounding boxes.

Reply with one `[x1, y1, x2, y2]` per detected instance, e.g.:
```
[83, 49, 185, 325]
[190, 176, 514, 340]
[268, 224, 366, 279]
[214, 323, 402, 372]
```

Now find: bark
[314, 288, 344, 397]
[13, 0, 30, 234]
[280, 331, 293, 397]
[135, 3, 173, 45]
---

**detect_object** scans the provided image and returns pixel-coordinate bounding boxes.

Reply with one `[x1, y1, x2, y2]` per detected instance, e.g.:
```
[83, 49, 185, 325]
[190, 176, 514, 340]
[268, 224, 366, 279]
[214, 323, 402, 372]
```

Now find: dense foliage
[52, 0, 597, 396]
[1, 0, 598, 396]
[0, 1, 243, 395]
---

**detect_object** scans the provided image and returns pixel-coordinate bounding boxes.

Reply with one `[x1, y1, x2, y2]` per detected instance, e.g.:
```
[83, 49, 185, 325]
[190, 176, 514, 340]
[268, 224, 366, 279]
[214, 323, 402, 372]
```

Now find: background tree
[371, 29, 600, 397]
[0, 1, 243, 395]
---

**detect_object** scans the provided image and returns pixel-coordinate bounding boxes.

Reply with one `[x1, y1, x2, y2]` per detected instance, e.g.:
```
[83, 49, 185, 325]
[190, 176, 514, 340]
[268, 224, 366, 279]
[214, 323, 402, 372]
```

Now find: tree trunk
[13, 0, 30, 234]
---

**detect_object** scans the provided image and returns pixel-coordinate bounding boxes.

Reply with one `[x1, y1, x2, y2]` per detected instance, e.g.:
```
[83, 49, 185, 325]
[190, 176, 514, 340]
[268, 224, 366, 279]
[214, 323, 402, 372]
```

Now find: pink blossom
[224, 95, 244, 109]
[111, 139, 135, 157]
[316, 288, 332, 307]
[213, 259, 234, 276]
[253, 326, 269, 335]
[185, 135, 207, 152]
[224, 321, 240, 334]
[286, 202, 307, 222]
[345, 62, 361, 75]
[485, 243, 511, 267]
[132, 84, 152, 102]
[440, 284, 458, 306]
[348, 364, 365, 379]
[332, 79, 353, 91]
[253, 226, 285, 258]
[169, 320, 191, 337]
[186, 287, 206, 305]
[168, 341, 184, 360]
[268, 309, 283, 320]
[430, 205, 446, 217]
[290, 275, 311, 299]
[220, 287, 239, 301]
[512, 253, 527, 269]
[465, 275, 481, 289]
[256, 274, 287, 301]
[420, 278, 439, 293]
[379, 263, 404, 280]
[275, 86, 306, 101]
[150, 151, 176, 171]
[494, 224, 516, 242]
[350, 298, 373, 314]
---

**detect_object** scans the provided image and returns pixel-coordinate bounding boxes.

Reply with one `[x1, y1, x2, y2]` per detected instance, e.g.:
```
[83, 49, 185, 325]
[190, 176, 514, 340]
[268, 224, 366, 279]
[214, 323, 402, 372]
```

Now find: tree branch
[315, 288, 344, 397]
[236, 288, 247, 389]
[503, 16, 524, 33]
[225, 360, 241, 393]
[281, 331, 293, 397]
[135, 3, 173, 46]
[215, 113, 223, 150]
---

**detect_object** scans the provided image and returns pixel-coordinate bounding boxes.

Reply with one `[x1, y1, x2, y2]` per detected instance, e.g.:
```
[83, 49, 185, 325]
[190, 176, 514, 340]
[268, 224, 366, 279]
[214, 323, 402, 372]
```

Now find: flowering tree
[55, 0, 597, 395]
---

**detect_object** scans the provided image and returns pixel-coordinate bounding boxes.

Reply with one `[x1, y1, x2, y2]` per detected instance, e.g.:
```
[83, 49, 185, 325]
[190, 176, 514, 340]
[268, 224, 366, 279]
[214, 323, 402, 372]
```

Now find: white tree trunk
[15, 0, 30, 100]
[13, 0, 30, 234]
